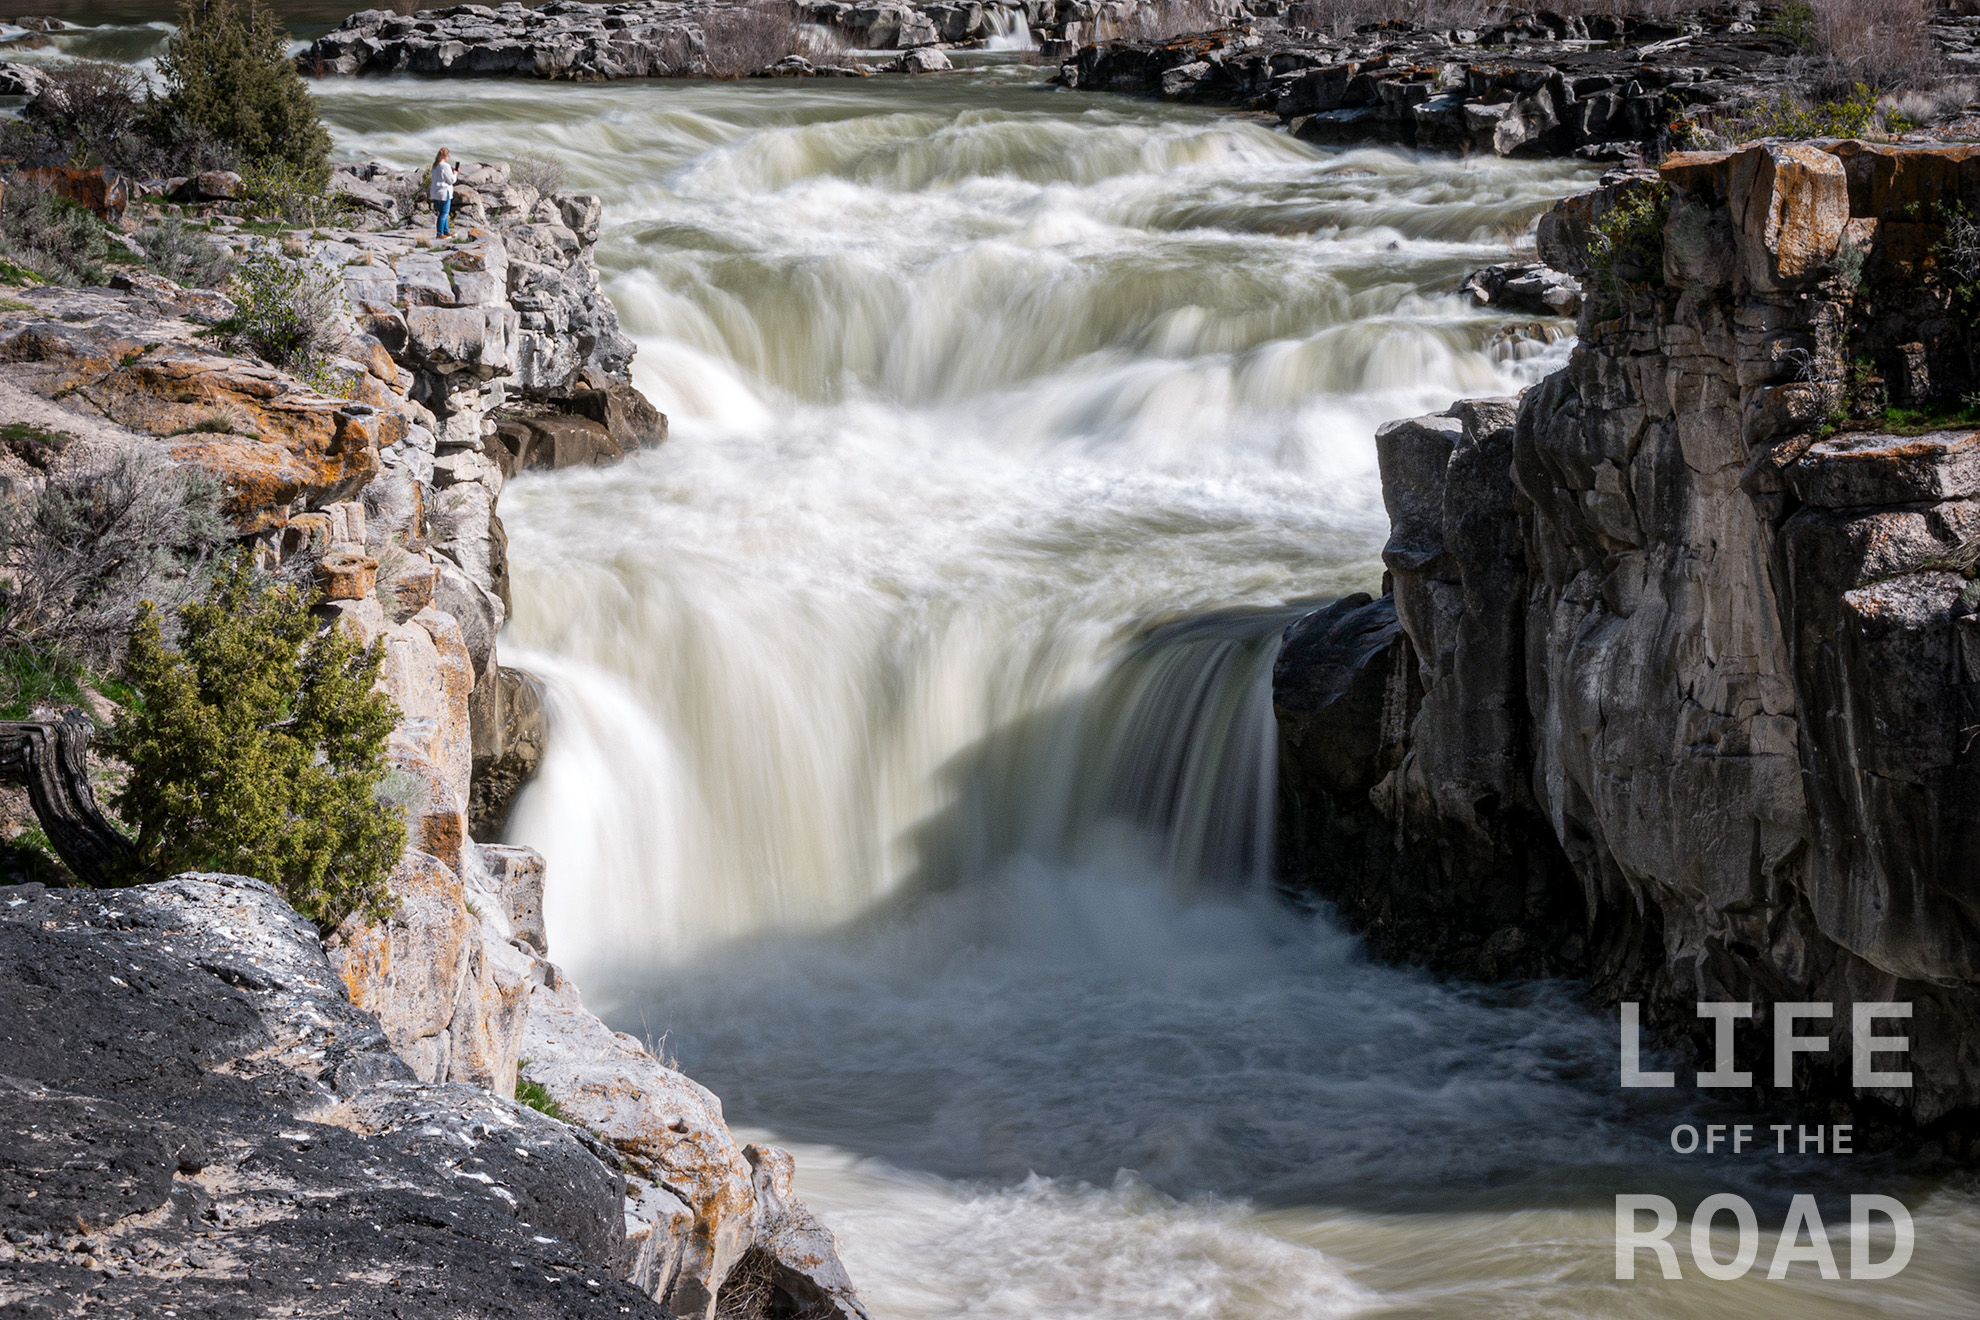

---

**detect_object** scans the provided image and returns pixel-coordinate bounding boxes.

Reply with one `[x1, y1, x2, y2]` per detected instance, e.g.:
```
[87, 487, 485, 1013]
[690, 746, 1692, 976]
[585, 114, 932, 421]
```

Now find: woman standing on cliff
[430, 147, 456, 237]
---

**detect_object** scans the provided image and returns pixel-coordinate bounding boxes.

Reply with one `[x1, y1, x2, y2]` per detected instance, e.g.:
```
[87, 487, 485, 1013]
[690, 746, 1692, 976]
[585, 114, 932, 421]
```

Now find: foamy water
[306, 63, 1980, 1320]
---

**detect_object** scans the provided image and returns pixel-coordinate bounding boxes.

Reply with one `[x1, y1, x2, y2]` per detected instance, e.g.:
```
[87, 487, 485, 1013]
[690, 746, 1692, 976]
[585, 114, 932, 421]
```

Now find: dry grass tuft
[1806, 0, 1943, 93]
[703, 0, 804, 76]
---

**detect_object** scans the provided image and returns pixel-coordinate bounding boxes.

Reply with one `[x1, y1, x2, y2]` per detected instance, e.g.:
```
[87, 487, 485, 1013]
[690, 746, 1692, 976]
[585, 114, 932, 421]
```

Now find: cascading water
[297, 60, 1980, 1320]
[982, 7, 1035, 51]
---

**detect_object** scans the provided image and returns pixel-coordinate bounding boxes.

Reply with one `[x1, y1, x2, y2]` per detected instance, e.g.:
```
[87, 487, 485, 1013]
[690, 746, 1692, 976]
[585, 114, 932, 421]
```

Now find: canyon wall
[1277, 141, 1980, 1132]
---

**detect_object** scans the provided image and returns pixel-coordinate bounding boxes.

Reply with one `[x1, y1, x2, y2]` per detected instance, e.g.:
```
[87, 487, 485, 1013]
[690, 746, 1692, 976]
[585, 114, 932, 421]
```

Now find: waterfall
[308, 64, 1979, 1320]
[909, 605, 1309, 903]
[983, 6, 1036, 50]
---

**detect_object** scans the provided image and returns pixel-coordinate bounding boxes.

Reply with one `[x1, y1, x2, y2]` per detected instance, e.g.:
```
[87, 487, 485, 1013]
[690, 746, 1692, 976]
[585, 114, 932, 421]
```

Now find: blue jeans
[436, 198, 452, 237]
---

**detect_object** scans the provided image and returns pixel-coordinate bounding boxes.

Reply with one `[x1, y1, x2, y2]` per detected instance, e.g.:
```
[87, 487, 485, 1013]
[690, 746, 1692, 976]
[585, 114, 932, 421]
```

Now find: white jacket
[430, 160, 456, 202]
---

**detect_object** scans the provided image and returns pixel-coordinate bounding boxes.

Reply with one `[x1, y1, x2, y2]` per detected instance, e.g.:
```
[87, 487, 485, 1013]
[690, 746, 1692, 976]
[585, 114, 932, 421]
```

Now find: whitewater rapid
[310, 63, 1980, 1320]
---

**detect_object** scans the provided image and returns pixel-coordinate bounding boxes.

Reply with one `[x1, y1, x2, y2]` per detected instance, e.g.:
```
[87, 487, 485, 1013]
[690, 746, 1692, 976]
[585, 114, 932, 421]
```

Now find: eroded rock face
[1276, 141, 1980, 1129]
[0, 875, 662, 1317]
[520, 976, 758, 1317]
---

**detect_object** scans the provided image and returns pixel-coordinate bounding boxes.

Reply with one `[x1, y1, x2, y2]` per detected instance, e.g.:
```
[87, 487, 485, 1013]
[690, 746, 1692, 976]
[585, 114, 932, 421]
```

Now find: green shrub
[157, 0, 332, 186]
[233, 158, 349, 229]
[1767, 0, 1819, 50]
[107, 555, 404, 929]
[1588, 183, 1669, 312]
[515, 1064, 568, 1120]
[1681, 83, 1919, 150]
[218, 245, 349, 379]
[1734, 84, 1890, 141]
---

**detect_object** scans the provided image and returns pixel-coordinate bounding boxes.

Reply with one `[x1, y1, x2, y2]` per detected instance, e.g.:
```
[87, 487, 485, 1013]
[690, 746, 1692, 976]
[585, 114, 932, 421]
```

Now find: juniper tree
[108, 556, 403, 928]
[156, 0, 332, 186]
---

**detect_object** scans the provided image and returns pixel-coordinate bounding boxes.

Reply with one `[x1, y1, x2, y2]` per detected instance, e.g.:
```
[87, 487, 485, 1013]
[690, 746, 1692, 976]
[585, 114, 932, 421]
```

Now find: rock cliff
[1276, 141, 1980, 1134]
[0, 171, 868, 1317]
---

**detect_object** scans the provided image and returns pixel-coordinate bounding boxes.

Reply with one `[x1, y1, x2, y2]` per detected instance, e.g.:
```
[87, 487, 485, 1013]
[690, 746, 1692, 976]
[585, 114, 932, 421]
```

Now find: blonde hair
[433, 147, 450, 168]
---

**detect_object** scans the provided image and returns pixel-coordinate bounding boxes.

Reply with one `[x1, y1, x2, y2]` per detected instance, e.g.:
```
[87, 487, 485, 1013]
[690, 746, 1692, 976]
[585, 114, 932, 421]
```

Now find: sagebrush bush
[220, 245, 350, 378]
[509, 150, 568, 200]
[1127, 0, 1226, 39]
[1809, 0, 1941, 94]
[0, 179, 114, 287]
[108, 555, 404, 929]
[134, 217, 234, 290]
[0, 61, 147, 170]
[0, 446, 229, 679]
[0, 60, 232, 178]
[158, 0, 332, 185]
[1942, 207, 1980, 289]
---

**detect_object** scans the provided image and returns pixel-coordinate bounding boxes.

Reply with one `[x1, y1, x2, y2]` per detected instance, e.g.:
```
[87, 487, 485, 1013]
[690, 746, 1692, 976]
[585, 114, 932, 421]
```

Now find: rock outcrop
[1276, 140, 1980, 1133]
[0, 172, 868, 1316]
[0, 874, 664, 1317]
[1059, 8, 1980, 160]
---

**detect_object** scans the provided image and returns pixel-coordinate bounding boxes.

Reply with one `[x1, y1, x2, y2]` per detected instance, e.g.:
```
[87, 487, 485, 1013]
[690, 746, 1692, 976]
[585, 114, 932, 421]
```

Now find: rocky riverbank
[1275, 139, 1980, 1139]
[300, 0, 1073, 79]
[1060, 5, 1980, 159]
[0, 166, 867, 1318]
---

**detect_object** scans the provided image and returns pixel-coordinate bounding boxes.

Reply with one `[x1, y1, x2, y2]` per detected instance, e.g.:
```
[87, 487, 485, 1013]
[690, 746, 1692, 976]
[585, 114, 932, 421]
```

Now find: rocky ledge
[0, 873, 860, 1318]
[1060, 6, 1980, 160]
[0, 875, 659, 1317]
[1275, 139, 1980, 1137]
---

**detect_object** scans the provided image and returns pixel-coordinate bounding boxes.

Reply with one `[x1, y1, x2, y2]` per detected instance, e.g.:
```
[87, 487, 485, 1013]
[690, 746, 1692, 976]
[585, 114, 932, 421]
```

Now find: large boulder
[404, 304, 521, 377]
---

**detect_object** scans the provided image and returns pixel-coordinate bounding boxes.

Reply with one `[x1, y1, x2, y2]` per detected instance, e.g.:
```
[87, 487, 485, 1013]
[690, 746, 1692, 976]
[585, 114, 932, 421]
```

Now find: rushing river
[42, 20, 1980, 1312]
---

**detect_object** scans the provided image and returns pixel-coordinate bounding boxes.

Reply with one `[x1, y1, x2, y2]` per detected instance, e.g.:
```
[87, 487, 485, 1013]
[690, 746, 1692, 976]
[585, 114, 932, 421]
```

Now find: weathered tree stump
[0, 711, 139, 887]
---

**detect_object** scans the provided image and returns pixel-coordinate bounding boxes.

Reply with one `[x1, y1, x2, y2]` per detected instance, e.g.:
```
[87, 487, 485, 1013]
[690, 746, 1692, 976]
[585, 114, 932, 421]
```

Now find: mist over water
[313, 66, 1980, 1318]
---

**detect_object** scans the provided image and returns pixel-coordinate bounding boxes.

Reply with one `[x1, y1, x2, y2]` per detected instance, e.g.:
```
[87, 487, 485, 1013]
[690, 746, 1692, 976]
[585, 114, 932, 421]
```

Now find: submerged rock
[1459, 261, 1581, 317]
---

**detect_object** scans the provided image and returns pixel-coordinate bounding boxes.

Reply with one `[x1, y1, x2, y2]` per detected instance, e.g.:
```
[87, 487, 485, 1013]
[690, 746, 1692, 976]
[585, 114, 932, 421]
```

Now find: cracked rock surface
[0, 875, 665, 1319]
